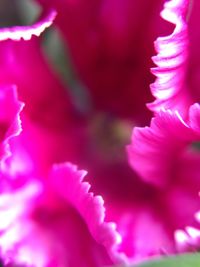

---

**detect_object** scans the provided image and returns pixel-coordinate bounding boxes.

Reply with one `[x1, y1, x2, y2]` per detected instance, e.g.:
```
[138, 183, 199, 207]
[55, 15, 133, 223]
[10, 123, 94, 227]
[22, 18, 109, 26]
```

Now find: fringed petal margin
[0, 9, 56, 41]
[127, 104, 200, 187]
[0, 85, 23, 162]
[128, 104, 200, 255]
[148, 0, 191, 116]
[49, 163, 127, 264]
[0, 163, 126, 266]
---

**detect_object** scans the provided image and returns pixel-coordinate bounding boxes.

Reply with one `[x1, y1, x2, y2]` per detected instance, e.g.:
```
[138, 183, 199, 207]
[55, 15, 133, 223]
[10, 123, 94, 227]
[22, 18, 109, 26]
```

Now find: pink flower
[1, 0, 200, 266]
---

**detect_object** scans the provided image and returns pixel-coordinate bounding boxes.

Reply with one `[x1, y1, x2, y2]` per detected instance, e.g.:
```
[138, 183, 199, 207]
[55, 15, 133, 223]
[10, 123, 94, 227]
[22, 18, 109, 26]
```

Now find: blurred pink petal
[128, 104, 200, 187]
[85, 161, 175, 262]
[127, 104, 200, 255]
[0, 85, 23, 161]
[0, 11, 74, 126]
[0, 163, 124, 267]
[0, 8, 85, 173]
[148, 0, 200, 118]
[84, 153, 199, 262]
[174, 194, 200, 252]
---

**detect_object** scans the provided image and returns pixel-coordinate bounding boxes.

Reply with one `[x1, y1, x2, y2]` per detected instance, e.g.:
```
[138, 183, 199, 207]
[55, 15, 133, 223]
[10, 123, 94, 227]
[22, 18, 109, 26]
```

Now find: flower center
[87, 113, 132, 163]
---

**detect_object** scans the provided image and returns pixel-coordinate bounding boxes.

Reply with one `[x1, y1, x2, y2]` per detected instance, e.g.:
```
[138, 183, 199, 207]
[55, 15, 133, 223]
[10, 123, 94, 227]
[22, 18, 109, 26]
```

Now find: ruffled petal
[0, 14, 74, 127]
[127, 104, 200, 187]
[0, 163, 125, 267]
[0, 85, 23, 161]
[148, 0, 191, 116]
[126, 104, 200, 258]
[48, 163, 126, 263]
[83, 159, 181, 262]
[0, 9, 56, 41]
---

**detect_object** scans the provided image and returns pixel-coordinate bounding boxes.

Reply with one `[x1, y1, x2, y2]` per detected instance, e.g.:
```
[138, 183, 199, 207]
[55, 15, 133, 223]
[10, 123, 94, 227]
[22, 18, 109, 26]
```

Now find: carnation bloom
[1, 0, 200, 266]
[34, 0, 173, 122]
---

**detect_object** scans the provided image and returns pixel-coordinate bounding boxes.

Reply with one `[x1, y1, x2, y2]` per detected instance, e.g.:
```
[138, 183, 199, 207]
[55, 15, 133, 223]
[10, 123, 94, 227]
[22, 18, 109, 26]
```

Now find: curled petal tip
[161, 0, 190, 24]
[149, 0, 190, 115]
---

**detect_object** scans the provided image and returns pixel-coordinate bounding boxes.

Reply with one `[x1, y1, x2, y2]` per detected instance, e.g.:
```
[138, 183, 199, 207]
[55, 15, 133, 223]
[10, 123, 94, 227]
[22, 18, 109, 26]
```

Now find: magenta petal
[0, 85, 23, 161]
[0, 7, 73, 127]
[148, 0, 191, 116]
[0, 39, 79, 172]
[0, 9, 56, 41]
[174, 200, 200, 252]
[127, 104, 200, 187]
[0, 9, 81, 173]
[0, 163, 125, 267]
[48, 163, 126, 264]
[125, 104, 200, 258]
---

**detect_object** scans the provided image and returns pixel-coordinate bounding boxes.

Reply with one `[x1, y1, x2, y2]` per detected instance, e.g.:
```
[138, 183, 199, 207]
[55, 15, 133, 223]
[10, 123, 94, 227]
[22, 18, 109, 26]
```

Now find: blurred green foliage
[135, 253, 200, 267]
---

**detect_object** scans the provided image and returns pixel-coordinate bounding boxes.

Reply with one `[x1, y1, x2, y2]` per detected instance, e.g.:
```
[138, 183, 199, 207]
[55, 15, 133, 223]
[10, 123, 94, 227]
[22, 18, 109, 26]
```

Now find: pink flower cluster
[0, 0, 200, 266]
